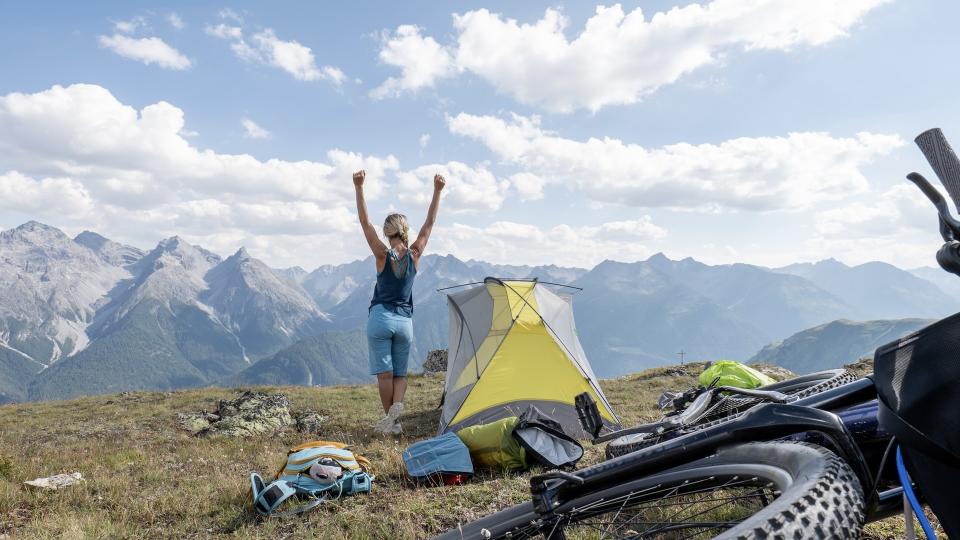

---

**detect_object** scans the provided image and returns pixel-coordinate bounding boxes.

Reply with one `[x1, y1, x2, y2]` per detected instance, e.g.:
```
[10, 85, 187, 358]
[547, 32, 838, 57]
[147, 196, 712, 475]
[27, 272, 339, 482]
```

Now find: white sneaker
[373, 402, 404, 433]
[390, 422, 402, 435]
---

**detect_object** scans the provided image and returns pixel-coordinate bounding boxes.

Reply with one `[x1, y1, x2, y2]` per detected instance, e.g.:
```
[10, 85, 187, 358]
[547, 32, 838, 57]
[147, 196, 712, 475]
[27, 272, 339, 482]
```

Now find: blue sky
[1, 1, 959, 270]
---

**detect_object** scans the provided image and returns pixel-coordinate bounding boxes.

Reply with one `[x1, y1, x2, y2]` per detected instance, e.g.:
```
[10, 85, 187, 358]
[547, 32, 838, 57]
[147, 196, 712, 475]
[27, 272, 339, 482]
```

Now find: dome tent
[439, 278, 620, 439]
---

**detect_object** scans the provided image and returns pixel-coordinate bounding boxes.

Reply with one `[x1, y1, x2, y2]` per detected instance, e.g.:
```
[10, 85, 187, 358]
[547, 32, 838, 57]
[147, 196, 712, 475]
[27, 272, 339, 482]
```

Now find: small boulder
[25, 472, 82, 490]
[844, 357, 873, 378]
[752, 364, 796, 382]
[176, 412, 217, 435]
[422, 349, 448, 373]
[179, 391, 293, 437]
[294, 411, 328, 434]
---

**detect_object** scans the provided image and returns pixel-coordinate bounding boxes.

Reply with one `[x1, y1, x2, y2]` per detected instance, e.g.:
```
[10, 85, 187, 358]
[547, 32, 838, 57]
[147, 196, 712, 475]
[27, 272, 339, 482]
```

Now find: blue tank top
[369, 248, 416, 317]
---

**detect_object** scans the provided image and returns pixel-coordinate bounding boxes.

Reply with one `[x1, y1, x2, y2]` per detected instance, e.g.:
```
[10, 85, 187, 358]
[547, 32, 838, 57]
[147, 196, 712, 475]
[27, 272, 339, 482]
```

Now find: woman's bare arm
[354, 170, 387, 259]
[410, 174, 445, 257]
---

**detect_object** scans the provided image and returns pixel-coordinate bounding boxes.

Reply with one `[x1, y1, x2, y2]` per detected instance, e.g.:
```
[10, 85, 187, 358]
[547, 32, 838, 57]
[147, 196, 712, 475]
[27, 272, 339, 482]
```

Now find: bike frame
[531, 376, 904, 524]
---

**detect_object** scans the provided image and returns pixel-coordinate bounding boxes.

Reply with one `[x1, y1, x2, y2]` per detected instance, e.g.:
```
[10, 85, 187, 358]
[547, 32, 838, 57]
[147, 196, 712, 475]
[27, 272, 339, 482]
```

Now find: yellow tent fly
[438, 278, 620, 439]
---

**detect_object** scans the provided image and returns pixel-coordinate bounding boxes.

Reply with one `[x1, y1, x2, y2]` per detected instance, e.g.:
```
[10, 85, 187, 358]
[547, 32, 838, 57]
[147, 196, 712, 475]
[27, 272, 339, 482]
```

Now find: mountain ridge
[2, 221, 958, 401]
[748, 318, 933, 373]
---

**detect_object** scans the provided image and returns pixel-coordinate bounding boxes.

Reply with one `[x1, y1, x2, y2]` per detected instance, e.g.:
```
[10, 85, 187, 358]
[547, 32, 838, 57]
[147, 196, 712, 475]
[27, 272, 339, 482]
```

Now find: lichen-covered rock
[844, 357, 873, 378]
[178, 391, 293, 437]
[751, 363, 796, 382]
[422, 349, 448, 373]
[294, 411, 328, 434]
[176, 412, 218, 435]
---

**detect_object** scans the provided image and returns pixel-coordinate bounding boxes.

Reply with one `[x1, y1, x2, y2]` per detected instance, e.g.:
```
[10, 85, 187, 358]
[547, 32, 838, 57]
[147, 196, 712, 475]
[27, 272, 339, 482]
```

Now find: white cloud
[98, 34, 192, 70]
[0, 84, 400, 266]
[395, 162, 510, 214]
[375, 1, 889, 112]
[205, 23, 242, 40]
[167, 13, 185, 30]
[207, 23, 345, 85]
[785, 183, 942, 267]
[0, 171, 94, 218]
[370, 25, 456, 99]
[815, 184, 934, 238]
[113, 16, 146, 34]
[251, 29, 345, 83]
[432, 218, 666, 267]
[218, 8, 243, 23]
[419, 134, 430, 148]
[448, 112, 903, 211]
[509, 172, 546, 201]
[241, 118, 271, 139]
[121, 199, 356, 237]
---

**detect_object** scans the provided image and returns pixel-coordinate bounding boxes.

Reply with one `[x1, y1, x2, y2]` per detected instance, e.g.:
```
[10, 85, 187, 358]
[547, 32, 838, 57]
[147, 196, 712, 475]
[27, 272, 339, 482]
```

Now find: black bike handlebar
[910, 129, 960, 276]
[906, 172, 960, 241]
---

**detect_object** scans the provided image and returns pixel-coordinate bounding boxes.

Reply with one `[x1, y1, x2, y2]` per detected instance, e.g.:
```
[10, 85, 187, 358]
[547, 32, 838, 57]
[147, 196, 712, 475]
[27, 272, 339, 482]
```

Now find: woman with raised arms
[353, 169, 445, 434]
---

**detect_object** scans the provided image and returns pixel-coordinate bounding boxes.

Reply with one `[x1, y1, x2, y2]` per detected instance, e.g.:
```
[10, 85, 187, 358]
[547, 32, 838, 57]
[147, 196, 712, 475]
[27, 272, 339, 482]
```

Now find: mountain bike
[434, 128, 960, 540]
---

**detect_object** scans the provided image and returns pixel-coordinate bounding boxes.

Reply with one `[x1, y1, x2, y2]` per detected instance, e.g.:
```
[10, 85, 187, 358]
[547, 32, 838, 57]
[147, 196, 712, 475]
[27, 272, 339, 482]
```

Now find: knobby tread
[723, 443, 865, 540]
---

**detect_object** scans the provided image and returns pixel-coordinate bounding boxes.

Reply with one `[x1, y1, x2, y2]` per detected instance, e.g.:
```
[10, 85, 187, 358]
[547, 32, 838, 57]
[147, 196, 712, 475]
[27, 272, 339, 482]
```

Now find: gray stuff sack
[512, 405, 583, 469]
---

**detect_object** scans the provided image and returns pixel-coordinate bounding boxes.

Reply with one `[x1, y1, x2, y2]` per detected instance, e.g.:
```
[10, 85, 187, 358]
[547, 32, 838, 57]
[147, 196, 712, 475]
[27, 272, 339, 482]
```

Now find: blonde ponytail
[383, 213, 410, 246]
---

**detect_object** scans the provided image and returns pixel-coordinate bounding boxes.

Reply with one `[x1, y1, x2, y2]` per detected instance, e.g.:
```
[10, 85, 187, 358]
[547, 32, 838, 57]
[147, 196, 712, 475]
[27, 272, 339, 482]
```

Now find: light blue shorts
[367, 304, 413, 376]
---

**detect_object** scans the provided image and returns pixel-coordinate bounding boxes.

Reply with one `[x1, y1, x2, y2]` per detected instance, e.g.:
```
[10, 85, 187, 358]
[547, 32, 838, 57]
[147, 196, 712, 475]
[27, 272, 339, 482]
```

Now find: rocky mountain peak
[3, 221, 70, 245]
[210, 249, 321, 311]
[146, 237, 221, 271]
[17, 220, 58, 232]
[74, 231, 144, 267]
[0, 222, 131, 366]
[74, 230, 110, 250]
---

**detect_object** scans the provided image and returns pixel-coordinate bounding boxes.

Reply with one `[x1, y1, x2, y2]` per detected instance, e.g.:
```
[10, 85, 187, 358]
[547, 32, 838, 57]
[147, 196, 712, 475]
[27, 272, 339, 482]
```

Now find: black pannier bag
[874, 311, 960, 538]
[512, 405, 584, 470]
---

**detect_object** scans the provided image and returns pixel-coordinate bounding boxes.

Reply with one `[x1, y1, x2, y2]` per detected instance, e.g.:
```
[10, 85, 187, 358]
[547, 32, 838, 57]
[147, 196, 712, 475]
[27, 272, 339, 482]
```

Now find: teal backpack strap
[266, 491, 326, 517]
[250, 473, 327, 517]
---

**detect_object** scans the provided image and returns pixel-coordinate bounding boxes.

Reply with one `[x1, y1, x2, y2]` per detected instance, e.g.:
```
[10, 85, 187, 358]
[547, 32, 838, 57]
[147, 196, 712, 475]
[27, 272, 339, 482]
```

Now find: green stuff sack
[455, 417, 527, 471]
[699, 360, 775, 390]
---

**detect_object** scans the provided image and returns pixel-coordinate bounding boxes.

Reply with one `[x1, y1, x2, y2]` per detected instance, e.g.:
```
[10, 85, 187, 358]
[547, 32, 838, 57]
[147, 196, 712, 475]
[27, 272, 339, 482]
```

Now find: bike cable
[868, 437, 896, 499]
[896, 445, 938, 540]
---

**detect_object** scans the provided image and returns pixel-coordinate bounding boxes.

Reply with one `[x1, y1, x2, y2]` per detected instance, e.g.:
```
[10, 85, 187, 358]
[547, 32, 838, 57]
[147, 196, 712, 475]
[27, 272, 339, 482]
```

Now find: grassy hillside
[749, 318, 932, 373]
[0, 364, 936, 539]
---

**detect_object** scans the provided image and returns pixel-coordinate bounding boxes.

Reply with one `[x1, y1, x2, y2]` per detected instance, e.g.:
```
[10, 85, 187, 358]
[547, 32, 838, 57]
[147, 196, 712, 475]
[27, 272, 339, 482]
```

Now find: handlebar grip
[915, 128, 960, 212]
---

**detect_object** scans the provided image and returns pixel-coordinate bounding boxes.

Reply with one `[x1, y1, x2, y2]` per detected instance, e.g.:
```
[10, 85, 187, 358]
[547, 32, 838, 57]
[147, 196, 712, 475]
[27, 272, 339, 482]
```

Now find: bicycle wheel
[606, 369, 857, 459]
[436, 442, 864, 540]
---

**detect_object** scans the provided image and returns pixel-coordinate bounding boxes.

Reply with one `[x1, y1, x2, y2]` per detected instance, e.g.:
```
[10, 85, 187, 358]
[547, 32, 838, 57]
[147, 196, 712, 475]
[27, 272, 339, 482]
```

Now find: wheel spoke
[555, 474, 775, 539]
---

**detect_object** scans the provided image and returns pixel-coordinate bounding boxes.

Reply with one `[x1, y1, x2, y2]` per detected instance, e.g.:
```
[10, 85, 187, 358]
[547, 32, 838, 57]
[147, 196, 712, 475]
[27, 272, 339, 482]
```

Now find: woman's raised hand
[353, 170, 366, 187]
[433, 174, 446, 191]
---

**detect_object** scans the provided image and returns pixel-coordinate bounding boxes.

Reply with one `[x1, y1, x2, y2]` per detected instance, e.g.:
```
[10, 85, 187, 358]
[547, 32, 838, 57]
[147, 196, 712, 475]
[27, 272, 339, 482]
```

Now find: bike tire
[605, 369, 858, 459]
[435, 441, 865, 540]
